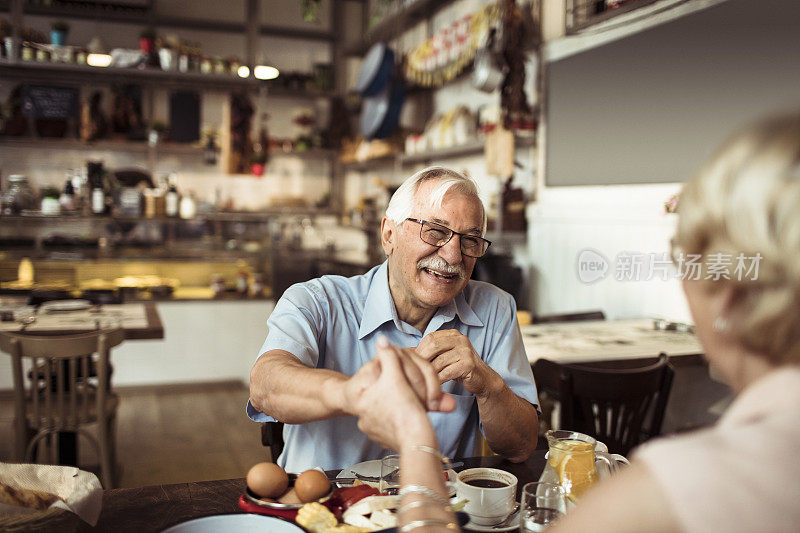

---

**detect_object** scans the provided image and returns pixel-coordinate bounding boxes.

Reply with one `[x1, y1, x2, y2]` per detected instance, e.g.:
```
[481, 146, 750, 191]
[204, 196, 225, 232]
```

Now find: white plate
[462, 507, 520, 532]
[338, 460, 457, 496]
[162, 514, 305, 533]
[40, 299, 92, 312]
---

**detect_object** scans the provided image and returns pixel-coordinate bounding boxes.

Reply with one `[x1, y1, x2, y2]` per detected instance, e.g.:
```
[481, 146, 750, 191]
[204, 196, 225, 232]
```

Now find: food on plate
[0, 483, 59, 510]
[342, 494, 400, 529]
[278, 487, 303, 504]
[327, 485, 380, 512]
[296, 502, 339, 533]
[295, 469, 331, 503]
[246, 462, 289, 498]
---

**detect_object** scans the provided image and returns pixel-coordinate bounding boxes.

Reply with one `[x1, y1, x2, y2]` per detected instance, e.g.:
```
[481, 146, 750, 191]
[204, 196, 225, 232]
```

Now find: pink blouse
[634, 366, 800, 532]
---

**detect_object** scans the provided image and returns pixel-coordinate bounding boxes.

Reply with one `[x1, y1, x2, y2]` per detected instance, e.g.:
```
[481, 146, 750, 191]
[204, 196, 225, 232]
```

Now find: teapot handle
[595, 451, 630, 475]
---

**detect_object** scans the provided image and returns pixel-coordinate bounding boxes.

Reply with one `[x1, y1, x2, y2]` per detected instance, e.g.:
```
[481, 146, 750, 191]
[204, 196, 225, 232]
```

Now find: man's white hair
[385, 166, 487, 234]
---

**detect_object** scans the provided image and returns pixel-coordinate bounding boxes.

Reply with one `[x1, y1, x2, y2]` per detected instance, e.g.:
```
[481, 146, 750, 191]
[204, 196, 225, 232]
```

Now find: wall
[527, 183, 690, 320]
[545, 0, 800, 186]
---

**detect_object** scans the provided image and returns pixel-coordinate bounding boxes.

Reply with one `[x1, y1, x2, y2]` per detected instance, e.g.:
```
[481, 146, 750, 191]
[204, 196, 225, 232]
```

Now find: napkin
[0, 462, 103, 526]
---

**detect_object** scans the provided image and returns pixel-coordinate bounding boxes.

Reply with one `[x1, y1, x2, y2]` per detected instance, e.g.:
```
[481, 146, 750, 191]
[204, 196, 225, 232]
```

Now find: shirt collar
[358, 261, 484, 339]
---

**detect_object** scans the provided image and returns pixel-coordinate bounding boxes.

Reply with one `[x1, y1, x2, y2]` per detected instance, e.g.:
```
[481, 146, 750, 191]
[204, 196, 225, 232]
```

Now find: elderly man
[248, 166, 539, 471]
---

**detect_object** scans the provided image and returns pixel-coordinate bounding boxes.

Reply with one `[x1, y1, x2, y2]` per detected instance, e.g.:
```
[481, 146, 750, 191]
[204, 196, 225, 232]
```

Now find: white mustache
[417, 255, 467, 280]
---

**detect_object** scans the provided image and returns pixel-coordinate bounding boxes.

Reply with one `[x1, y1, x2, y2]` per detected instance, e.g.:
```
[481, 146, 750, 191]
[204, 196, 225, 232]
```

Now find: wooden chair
[0, 328, 125, 489]
[532, 354, 674, 456]
[260, 421, 285, 463]
[532, 310, 605, 324]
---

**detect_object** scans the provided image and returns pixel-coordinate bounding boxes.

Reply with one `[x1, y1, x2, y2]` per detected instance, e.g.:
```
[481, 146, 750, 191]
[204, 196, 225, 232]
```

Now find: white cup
[455, 468, 517, 526]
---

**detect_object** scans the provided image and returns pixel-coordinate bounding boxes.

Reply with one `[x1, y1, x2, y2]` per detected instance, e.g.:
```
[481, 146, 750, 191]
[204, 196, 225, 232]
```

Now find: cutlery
[492, 502, 520, 528]
[333, 461, 464, 484]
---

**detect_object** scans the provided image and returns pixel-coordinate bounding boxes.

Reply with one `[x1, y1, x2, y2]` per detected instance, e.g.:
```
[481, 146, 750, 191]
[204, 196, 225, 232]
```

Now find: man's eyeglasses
[405, 218, 491, 258]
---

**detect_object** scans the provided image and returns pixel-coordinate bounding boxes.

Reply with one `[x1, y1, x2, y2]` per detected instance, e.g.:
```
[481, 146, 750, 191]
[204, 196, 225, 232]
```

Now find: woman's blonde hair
[675, 110, 800, 365]
[385, 166, 487, 234]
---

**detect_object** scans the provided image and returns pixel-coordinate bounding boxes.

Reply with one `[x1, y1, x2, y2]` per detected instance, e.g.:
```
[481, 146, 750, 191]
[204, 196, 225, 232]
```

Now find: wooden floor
[0, 383, 269, 488]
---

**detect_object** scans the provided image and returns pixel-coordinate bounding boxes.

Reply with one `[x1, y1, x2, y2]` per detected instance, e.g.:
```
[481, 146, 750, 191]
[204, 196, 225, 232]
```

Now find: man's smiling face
[384, 180, 484, 324]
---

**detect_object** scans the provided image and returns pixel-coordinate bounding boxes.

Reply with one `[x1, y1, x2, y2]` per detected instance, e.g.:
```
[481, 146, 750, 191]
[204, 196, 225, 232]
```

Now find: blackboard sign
[22, 85, 79, 119]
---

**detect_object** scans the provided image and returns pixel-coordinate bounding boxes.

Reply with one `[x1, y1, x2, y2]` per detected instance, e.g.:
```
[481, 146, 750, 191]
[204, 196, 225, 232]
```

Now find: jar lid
[8, 174, 28, 182]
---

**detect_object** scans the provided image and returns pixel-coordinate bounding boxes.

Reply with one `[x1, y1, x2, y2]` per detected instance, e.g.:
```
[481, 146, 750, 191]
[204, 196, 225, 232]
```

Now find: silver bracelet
[398, 519, 458, 532]
[409, 445, 453, 470]
[399, 499, 445, 514]
[399, 485, 451, 507]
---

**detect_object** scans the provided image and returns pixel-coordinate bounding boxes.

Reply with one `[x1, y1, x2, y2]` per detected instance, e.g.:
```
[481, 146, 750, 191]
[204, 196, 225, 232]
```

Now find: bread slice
[0, 483, 59, 511]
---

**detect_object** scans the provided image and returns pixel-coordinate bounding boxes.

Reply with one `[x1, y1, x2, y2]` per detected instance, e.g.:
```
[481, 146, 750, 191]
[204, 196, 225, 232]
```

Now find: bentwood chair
[532, 310, 605, 324]
[0, 328, 125, 488]
[261, 421, 285, 463]
[533, 353, 674, 456]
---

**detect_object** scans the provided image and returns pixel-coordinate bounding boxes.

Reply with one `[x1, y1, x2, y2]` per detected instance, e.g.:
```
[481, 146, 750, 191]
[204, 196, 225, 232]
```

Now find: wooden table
[0, 302, 164, 340]
[0, 302, 164, 465]
[521, 318, 703, 366]
[76, 454, 548, 532]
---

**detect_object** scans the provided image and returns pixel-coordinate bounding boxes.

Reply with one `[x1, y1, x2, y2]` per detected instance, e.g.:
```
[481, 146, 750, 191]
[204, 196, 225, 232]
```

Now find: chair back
[533, 310, 605, 324]
[260, 421, 285, 463]
[0, 328, 125, 462]
[533, 354, 673, 456]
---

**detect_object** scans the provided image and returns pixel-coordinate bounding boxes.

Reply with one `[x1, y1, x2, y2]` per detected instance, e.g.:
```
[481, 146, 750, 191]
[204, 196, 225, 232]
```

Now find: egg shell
[278, 487, 303, 504]
[246, 462, 289, 499]
[295, 469, 331, 503]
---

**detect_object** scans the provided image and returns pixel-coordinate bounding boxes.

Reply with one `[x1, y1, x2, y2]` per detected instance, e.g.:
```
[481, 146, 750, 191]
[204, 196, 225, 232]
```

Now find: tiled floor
[0, 383, 269, 488]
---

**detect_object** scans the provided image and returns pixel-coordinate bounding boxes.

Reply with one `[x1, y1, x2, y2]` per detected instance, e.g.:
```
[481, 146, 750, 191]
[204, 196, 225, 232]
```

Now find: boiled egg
[246, 462, 289, 499]
[294, 469, 331, 502]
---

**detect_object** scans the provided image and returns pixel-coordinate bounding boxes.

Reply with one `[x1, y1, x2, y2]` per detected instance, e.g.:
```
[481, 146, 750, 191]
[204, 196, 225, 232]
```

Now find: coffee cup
[455, 468, 517, 526]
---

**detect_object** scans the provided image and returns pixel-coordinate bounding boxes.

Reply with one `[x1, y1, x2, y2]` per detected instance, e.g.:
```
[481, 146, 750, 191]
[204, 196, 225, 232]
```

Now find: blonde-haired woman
[549, 111, 800, 532]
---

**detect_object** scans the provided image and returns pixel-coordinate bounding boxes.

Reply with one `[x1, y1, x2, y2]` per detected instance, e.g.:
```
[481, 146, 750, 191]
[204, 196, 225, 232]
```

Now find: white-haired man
[248, 166, 539, 471]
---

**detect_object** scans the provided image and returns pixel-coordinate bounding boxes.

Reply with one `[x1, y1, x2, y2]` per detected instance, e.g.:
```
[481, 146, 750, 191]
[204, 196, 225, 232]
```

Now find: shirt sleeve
[258, 282, 327, 366]
[247, 282, 327, 422]
[483, 291, 540, 411]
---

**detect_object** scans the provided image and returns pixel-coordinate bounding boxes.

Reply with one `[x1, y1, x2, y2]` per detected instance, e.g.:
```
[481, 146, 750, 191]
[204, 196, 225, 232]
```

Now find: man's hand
[348, 337, 456, 450]
[343, 337, 457, 416]
[415, 329, 501, 397]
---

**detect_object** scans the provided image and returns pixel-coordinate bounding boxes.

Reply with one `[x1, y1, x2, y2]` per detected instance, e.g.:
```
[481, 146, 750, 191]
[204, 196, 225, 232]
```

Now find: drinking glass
[380, 454, 401, 495]
[519, 482, 567, 532]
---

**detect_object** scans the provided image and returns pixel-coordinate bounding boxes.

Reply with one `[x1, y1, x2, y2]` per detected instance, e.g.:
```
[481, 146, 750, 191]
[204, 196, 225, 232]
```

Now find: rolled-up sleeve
[485, 294, 539, 411]
[247, 283, 326, 422]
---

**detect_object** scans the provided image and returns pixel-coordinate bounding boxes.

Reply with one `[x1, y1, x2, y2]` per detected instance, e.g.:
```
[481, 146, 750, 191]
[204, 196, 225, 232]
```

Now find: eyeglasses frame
[404, 217, 492, 258]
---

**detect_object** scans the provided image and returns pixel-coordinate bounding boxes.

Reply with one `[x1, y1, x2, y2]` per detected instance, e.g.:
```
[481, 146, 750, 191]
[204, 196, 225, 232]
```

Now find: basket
[0, 507, 80, 532]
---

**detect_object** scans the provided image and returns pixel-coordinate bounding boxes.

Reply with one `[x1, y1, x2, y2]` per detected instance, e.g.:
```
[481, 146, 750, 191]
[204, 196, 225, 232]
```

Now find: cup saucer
[462, 507, 520, 532]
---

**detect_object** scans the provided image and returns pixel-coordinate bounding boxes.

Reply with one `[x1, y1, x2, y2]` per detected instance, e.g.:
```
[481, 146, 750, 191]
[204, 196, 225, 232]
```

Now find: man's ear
[381, 217, 395, 256]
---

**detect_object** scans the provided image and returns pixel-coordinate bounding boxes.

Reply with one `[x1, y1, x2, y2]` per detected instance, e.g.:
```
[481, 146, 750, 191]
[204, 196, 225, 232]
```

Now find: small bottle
[91, 183, 105, 215]
[179, 192, 196, 219]
[88, 161, 106, 215]
[165, 173, 180, 217]
[236, 270, 249, 298]
[59, 178, 75, 212]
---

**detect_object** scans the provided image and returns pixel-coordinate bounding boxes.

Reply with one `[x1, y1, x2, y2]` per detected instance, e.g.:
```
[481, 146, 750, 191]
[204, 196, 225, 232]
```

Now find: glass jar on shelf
[2, 175, 37, 215]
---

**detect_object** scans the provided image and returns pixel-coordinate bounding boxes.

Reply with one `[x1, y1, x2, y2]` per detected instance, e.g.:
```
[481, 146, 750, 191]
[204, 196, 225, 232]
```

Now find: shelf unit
[0, 208, 338, 224]
[0, 0, 335, 42]
[344, 136, 536, 170]
[0, 0, 349, 212]
[0, 137, 339, 160]
[0, 59, 337, 95]
[346, 0, 458, 56]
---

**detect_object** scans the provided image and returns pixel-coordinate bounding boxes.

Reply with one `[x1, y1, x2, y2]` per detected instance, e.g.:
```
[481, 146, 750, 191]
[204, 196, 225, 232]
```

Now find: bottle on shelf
[87, 160, 106, 215]
[165, 173, 180, 218]
[179, 191, 197, 220]
[59, 176, 75, 212]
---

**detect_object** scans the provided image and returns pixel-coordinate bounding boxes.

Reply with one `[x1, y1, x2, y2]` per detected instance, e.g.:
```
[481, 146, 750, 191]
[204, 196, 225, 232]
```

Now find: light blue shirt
[247, 261, 538, 472]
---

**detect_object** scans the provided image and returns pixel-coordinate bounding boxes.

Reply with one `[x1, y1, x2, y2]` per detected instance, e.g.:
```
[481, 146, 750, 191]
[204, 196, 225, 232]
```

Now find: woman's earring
[713, 317, 729, 332]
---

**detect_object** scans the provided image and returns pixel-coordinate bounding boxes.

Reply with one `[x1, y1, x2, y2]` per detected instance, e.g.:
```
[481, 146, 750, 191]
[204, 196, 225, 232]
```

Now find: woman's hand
[349, 336, 455, 450]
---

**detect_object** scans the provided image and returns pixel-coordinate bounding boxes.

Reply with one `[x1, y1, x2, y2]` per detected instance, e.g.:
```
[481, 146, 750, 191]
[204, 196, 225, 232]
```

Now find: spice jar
[2, 175, 37, 214]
